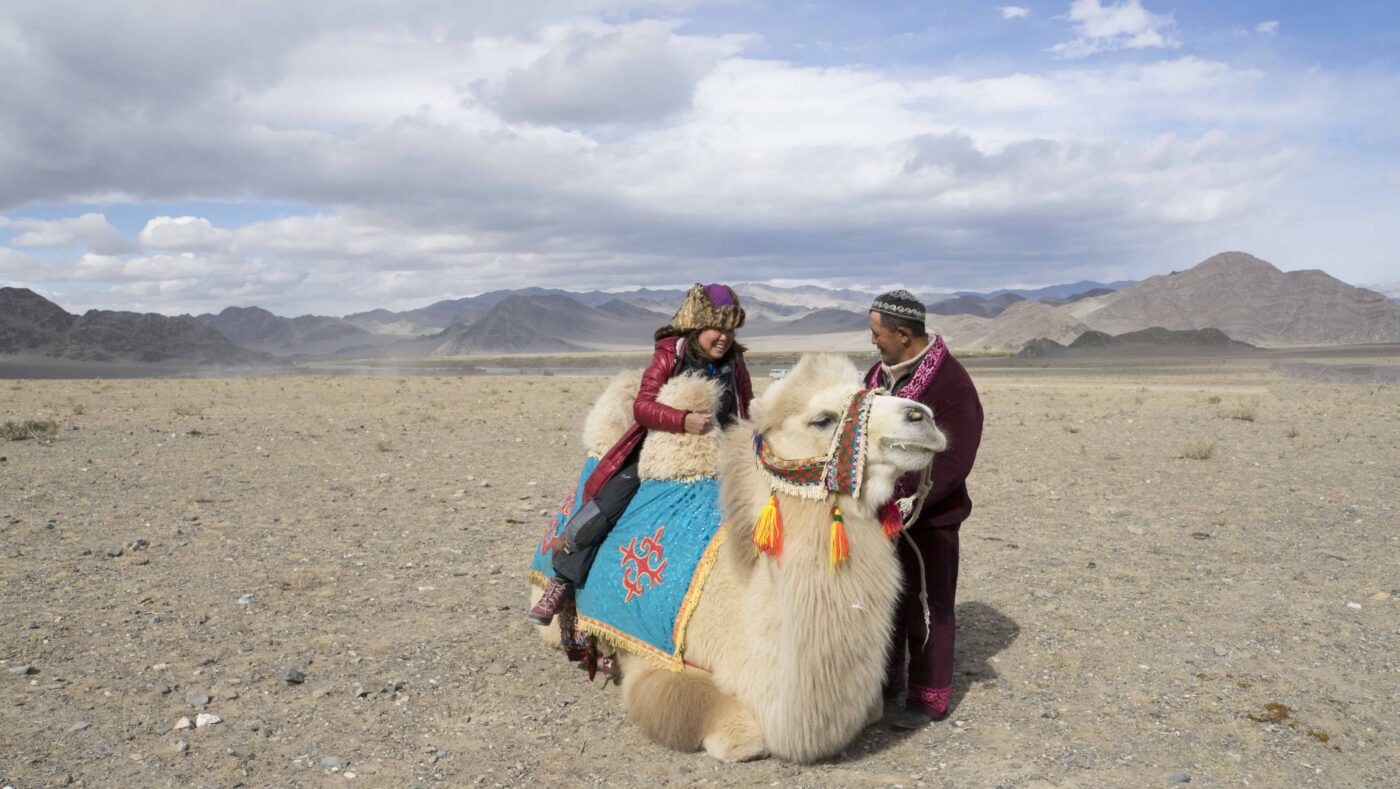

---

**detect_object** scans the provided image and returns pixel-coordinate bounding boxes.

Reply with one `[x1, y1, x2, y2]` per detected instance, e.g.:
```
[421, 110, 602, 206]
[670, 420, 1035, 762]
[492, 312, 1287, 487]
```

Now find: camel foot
[701, 709, 768, 762]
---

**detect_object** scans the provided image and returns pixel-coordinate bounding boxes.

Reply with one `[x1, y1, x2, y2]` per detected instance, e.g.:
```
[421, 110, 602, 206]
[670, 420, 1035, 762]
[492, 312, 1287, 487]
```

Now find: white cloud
[483, 20, 745, 126]
[0, 1, 1394, 310]
[998, 6, 1032, 20]
[1, 247, 45, 280]
[1255, 21, 1280, 35]
[0, 213, 131, 254]
[138, 216, 234, 252]
[1051, 0, 1179, 58]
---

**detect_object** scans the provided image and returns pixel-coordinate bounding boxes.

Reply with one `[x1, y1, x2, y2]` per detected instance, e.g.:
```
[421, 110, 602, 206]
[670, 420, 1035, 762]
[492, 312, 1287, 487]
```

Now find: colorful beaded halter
[751, 387, 912, 567]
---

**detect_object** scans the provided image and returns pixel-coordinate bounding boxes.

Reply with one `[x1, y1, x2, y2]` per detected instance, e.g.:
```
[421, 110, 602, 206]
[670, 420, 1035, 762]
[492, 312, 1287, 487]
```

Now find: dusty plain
[2, 348, 1397, 787]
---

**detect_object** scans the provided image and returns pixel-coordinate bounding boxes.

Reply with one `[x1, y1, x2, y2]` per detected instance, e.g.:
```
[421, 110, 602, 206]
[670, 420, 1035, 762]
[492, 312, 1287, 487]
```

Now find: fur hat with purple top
[669, 283, 746, 332]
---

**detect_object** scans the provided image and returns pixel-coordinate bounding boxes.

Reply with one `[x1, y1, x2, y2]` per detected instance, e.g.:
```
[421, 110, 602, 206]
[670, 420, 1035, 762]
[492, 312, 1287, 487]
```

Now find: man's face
[869, 311, 905, 365]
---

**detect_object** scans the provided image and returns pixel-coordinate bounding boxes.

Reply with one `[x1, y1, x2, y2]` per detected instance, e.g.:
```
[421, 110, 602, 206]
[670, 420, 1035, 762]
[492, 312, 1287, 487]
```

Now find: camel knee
[700, 698, 768, 763]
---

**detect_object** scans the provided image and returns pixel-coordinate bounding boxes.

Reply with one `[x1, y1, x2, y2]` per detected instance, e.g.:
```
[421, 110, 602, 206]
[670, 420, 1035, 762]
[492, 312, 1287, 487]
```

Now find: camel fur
[533, 354, 946, 763]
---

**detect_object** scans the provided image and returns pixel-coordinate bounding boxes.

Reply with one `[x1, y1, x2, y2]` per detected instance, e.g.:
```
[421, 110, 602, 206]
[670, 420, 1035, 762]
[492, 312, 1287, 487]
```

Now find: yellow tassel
[753, 494, 783, 559]
[829, 505, 849, 568]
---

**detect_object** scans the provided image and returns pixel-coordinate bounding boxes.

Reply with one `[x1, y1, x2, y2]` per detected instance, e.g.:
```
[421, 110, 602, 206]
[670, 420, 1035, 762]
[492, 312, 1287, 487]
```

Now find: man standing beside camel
[865, 290, 984, 728]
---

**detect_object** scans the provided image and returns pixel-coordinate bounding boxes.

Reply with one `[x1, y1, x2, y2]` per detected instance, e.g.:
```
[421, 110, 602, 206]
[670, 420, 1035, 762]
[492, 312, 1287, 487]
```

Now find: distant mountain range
[1020, 327, 1255, 357]
[1, 287, 274, 365]
[1074, 252, 1400, 344]
[5, 254, 1397, 364]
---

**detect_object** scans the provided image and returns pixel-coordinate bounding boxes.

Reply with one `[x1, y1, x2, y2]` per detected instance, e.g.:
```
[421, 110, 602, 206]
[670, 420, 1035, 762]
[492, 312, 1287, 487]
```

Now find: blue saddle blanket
[530, 458, 726, 670]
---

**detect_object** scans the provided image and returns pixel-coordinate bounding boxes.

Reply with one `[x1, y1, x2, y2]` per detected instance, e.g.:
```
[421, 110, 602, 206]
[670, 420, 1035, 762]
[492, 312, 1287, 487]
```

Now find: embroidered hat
[671, 283, 746, 332]
[871, 289, 925, 323]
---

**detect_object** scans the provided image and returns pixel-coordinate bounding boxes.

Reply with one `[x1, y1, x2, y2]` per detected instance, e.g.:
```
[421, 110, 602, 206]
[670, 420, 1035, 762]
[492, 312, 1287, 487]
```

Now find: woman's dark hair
[654, 325, 744, 359]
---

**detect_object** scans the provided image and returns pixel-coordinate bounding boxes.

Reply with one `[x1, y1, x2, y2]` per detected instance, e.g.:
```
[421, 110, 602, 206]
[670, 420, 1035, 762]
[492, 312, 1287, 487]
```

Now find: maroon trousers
[884, 524, 960, 718]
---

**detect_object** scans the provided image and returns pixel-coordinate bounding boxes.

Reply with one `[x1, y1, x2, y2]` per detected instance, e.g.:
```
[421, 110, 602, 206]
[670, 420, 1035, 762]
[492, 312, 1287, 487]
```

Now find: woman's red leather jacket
[582, 336, 752, 502]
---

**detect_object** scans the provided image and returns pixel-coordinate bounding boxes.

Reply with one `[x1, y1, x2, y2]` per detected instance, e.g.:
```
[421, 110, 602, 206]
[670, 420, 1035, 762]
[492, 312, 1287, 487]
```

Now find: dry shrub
[1207, 395, 1222, 405]
[375, 438, 395, 452]
[1180, 441, 1216, 460]
[173, 404, 203, 417]
[1223, 405, 1256, 422]
[2, 419, 59, 441]
[1285, 424, 1300, 438]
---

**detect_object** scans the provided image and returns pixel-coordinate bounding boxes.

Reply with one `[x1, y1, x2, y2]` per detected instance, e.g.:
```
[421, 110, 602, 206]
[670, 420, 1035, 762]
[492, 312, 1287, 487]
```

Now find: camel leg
[619, 655, 767, 762]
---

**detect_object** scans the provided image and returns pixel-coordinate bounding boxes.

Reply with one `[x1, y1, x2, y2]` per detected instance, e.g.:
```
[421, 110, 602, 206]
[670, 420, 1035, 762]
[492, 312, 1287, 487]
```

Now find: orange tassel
[753, 494, 783, 558]
[880, 501, 904, 541]
[829, 505, 849, 568]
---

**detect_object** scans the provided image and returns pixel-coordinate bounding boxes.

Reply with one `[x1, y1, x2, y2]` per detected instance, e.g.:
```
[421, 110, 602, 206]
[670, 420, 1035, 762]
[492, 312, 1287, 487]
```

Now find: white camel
[532, 353, 946, 762]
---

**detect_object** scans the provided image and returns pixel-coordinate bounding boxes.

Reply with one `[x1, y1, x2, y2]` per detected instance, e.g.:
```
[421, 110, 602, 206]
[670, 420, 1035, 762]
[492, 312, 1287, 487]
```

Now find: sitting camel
[531, 353, 946, 763]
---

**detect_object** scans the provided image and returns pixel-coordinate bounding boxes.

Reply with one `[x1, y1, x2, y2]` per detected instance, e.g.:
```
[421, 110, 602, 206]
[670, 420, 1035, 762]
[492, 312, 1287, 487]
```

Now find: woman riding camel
[528, 283, 753, 625]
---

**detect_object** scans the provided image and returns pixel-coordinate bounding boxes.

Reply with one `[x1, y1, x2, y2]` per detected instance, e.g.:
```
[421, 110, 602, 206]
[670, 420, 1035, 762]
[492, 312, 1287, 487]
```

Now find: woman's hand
[683, 412, 714, 435]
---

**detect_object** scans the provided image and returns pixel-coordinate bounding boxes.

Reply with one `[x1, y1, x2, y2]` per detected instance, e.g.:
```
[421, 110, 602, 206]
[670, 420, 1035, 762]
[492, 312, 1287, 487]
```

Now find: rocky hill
[197, 306, 378, 354]
[0, 287, 77, 353]
[928, 293, 1026, 319]
[430, 293, 660, 355]
[927, 301, 1086, 351]
[1019, 327, 1256, 357]
[1075, 252, 1400, 344]
[0, 289, 276, 364]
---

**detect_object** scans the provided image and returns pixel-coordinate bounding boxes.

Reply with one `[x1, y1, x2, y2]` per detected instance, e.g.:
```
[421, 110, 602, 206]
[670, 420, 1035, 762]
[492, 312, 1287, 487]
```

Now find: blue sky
[1, 0, 1397, 315]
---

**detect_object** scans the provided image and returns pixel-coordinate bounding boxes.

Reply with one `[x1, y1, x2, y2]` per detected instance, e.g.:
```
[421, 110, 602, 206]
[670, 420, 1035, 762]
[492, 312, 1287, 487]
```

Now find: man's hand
[683, 412, 714, 435]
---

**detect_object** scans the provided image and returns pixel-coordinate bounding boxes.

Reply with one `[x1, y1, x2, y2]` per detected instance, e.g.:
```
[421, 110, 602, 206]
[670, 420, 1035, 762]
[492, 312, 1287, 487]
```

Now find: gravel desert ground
[2, 348, 1397, 787]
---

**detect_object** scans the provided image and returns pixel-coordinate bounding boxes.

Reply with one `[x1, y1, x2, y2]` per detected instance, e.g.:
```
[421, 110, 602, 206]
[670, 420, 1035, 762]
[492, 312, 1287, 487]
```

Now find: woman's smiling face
[697, 328, 734, 360]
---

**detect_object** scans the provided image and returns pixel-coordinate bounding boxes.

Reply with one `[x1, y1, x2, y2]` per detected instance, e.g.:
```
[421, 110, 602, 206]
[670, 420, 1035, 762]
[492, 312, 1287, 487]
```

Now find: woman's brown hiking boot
[527, 577, 573, 625]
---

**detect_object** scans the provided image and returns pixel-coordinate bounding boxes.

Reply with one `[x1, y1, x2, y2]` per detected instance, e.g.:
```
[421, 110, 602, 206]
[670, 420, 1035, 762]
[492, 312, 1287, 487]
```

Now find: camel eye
[808, 413, 837, 430]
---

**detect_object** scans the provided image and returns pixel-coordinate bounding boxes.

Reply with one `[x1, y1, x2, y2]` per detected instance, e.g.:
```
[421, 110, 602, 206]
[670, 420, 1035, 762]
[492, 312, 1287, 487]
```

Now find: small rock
[69, 721, 91, 732]
[186, 690, 211, 706]
[173, 739, 188, 755]
[173, 717, 192, 730]
[1213, 646, 1228, 657]
[353, 684, 369, 698]
[322, 756, 349, 771]
[194, 713, 221, 727]
[1371, 592, 1390, 601]
[479, 479, 491, 488]
[1168, 772, 1191, 784]
[105, 546, 124, 558]
[237, 593, 255, 605]
[8, 665, 37, 675]
[281, 667, 306, 684]
[126, 538, 149, 552]
[1346, 601, 1362, 609]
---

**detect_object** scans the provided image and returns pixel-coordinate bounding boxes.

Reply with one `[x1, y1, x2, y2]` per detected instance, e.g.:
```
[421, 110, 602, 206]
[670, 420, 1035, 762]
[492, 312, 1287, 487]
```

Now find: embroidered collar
[867, 335, 947, 400]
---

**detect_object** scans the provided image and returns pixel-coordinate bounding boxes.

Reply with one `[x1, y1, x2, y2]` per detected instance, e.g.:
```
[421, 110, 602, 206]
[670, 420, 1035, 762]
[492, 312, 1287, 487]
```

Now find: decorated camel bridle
[751, 386, 933, 568]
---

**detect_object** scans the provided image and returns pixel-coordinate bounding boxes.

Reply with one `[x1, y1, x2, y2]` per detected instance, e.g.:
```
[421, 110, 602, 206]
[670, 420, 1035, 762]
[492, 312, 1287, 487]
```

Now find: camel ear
[639, 374, 720, 481]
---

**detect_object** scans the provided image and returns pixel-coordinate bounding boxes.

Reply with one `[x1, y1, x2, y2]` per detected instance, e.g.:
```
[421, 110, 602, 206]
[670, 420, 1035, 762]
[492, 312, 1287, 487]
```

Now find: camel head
[746, 353, 946, 518]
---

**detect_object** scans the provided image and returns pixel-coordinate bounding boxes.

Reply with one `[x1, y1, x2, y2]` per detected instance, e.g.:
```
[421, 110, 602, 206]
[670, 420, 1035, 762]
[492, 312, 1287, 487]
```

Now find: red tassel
[880, 501, 904, 541]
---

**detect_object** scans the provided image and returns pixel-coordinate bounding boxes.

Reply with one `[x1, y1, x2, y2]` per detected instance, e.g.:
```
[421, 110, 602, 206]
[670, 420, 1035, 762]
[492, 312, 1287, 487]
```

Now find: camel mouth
[879, 437, 943, 455]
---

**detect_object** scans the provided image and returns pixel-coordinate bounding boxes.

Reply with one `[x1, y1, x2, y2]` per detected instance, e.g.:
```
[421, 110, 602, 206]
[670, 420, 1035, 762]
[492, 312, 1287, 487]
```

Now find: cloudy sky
[1, 0, 1397, 316]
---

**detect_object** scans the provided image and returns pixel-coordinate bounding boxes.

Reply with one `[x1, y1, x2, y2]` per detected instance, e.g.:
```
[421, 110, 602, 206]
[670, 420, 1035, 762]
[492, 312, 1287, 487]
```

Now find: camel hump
[640, 374, 722, 481]
[583, 370, 642, 457]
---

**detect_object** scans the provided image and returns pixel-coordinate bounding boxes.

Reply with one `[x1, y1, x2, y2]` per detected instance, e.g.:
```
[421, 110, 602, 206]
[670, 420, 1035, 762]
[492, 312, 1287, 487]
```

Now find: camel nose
[903, 404, 933, 423]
